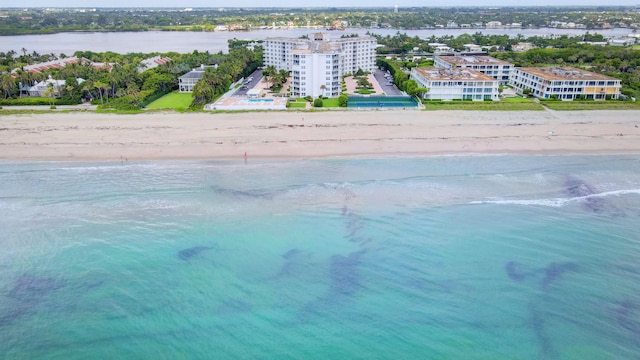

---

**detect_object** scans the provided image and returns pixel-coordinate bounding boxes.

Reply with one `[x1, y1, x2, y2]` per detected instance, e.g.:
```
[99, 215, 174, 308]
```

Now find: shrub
[313, 98, 323, 107]
[304, 95, 313, 102]
[338, 94, 348, 107]
[0, 97, 77, 106]
[50, 105, 57, 109]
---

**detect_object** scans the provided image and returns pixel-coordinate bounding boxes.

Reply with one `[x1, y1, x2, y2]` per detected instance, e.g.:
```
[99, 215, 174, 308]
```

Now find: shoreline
[1, 110, 639, 162]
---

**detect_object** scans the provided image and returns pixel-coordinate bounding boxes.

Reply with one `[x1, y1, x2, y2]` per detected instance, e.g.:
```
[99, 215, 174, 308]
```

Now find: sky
[1, 1, 633, 8]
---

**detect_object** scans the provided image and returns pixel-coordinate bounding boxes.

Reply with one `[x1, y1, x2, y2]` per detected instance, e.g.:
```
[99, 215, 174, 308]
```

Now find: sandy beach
[1, 110, 639, 161]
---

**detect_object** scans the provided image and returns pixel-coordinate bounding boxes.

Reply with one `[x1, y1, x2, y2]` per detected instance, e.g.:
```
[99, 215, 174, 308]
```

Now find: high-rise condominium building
[263, 33, 377, 98]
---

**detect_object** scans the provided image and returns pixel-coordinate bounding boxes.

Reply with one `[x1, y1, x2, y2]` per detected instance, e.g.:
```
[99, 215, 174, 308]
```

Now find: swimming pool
[248, 98, 274, 103]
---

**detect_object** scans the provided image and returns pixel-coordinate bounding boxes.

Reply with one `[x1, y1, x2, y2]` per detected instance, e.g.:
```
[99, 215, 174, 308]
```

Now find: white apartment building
[264, 33, 376, 98]
[509, 67, 621, 100]
[435, 54, 513, 84]
[410, 68, 499, 101]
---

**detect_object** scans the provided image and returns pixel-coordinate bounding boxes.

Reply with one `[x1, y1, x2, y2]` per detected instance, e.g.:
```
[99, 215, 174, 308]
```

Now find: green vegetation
[1, 7, 637, 36]
[0, 97, 77, 106]
[322, 98, 341, 108]
[313, 98, 323, 107]
[540, 101, 640, 111]
[145, 91, 193, 109]
[262, 66, 290, 94]
[338, 94, 348, 107]
[0, 41, 263, 111]
[287, 101, 307, 108]
[422, 100, 545, 111]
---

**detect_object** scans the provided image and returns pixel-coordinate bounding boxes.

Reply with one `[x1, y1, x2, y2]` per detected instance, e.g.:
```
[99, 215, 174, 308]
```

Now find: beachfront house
[509, 67, 621, 100]
[410, 68, 499, 101]
[28, 76, 84, 97]
[179, 65, 215, 92]
[264, 32, 376, 98]
[434, 54, 513, 85]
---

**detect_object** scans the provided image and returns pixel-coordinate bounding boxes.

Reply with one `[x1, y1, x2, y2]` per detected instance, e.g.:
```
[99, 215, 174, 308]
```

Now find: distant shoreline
[1, 110, 639, 161]
[1, 25, 632, 37]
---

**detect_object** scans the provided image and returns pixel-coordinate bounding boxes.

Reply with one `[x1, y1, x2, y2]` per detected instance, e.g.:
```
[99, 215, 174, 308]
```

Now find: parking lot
[373, 70, 403, 96]
[234, 69, 263, 97]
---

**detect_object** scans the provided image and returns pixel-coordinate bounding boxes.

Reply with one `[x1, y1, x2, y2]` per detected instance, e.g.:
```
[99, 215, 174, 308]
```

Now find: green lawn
[146, 91, 193, 109]
[287, 102, 307, 108]
[321, 98, 341, 108]
[541, 101, 640, 111]
[500, 97, 537, 103]
[423, 100, 544, 111]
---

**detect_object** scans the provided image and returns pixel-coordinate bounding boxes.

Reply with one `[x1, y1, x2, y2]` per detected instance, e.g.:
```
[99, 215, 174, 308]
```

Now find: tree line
[0, 43, 264, 109]
[1, 7, 637, 35]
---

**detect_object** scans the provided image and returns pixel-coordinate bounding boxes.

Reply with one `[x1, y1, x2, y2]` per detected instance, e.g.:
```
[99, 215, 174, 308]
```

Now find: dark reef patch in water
[178, 246, 212, 261]
[564, 176, 604, 212]
[616, 299, 640, 335]
[8, 274, 64, 303]
[1, 274, 64, 327]
[328, 250, 366, 298]
[541, 262, 578, 290]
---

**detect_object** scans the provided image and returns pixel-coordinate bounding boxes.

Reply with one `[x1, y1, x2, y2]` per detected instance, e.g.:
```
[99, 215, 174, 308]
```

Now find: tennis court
[347, 95, 418, 108]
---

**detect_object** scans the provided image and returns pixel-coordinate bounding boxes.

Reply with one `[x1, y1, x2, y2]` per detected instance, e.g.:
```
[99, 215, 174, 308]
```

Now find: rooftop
[437, 54, 512, 66]
[17, 56, 84, 74]
[139, 56, 172, 73]
[179, 69, 206, 80]
[267, 33, 375, 54]
[413, 68, 496, 82]
[516, 67, 620, 81]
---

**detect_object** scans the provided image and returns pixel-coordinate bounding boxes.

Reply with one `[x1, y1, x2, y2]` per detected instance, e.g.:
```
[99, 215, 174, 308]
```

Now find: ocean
[1, 155, 639, 359]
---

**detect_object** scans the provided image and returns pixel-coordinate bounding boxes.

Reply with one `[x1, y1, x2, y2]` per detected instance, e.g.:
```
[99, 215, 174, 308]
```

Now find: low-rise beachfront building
[179, 68, 205, 92]
[28, 76, 84, 97]
[509, 67, 621, 100]
[410, 68, 499, 101]
[429, 43, 454, 55]
[434, 54, 513, 84]
[178, 65, 217, 92]
[138, 56, 172, 73]
[264, 32, 376, 98]
[17, 56, 84, 74]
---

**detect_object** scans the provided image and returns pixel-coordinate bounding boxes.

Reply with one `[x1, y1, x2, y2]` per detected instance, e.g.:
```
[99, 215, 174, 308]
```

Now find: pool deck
[207, 73, 289, 111]
[207, 97, 288, 111]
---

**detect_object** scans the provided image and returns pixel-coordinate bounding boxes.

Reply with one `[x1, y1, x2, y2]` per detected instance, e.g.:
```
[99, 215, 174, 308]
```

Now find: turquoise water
[1, 156, 639, 359]
[248, 99, 274, 103]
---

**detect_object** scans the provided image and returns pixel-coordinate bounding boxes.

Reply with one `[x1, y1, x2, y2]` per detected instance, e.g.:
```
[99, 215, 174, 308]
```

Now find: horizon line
[1, 5, 636, 9]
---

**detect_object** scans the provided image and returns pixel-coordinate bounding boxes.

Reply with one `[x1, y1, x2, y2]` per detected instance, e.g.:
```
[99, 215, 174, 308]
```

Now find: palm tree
[262, 65, 276, 89]
[278, 69, 289, 85]
[43, 82, 56, 106]
[93, 81, 107, 104]
[320, 84, 327, 97]
[0, 73, 17, 99]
